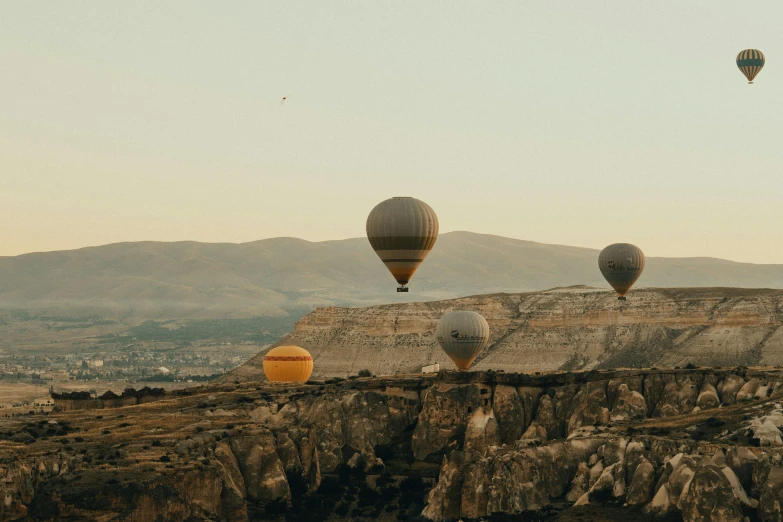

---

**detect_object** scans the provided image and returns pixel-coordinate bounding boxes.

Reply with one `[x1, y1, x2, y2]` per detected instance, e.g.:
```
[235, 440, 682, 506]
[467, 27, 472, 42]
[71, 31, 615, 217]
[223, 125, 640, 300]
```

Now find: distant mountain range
[2, 231, 783, 321]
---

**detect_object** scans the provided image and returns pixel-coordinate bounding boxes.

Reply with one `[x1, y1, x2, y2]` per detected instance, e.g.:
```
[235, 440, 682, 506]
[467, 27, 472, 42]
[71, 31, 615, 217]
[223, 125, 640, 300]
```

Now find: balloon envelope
[436, 311, 490, 371]
[737, 49, 765, 83]
[263, 345, 314, 382]
[598, 243, 645, 299]
[366, 197, 438, 288]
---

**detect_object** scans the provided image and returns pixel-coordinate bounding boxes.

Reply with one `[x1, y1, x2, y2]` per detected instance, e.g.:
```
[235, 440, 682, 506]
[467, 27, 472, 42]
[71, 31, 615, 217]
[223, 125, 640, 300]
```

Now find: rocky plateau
[230, 286, 783, 380]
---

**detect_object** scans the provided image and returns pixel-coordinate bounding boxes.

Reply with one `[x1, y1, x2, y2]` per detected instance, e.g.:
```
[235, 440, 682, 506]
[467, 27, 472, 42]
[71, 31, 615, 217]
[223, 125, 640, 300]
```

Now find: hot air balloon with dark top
[598, 243, 645, 301]
[263, 345, 313, 382]
[737, 49, 765, 84]
[436, 310, 490, 371]
[366, 197, 439, 292]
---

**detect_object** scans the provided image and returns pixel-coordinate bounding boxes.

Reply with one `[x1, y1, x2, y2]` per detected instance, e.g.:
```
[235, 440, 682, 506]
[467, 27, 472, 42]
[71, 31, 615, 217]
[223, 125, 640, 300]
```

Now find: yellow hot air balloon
[598, 243, 645, 301]
[435, 311, 490, 371]
[736, 49, 765, 84]
[366, 197, 439, 292]
[263, 345, 313, 382]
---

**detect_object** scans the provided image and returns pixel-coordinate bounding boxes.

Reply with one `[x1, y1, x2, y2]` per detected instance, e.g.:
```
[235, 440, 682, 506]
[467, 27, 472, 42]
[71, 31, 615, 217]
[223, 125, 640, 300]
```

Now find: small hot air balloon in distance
[263, 345, 313, 382]
[366, 197, 439, 292]
[436, 310, 490, 371]
[598, 243, 645, 301]
[737, 49, 765, 84]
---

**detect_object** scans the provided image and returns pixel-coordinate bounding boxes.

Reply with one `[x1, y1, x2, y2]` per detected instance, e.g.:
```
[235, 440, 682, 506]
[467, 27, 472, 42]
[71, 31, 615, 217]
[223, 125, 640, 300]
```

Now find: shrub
[358, 369, 373, 378]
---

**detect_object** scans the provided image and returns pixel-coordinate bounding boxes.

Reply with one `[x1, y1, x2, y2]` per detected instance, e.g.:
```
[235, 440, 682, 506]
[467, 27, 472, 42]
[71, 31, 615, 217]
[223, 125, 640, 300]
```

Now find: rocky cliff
[230, 286, 783, 380]
[2, 367, 783, 521]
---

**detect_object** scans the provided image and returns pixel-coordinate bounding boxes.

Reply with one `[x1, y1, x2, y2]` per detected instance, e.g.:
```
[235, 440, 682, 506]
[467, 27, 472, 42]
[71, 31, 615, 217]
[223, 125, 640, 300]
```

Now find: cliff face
[230, 287, 783, 380]
[2, 368, 783, 522]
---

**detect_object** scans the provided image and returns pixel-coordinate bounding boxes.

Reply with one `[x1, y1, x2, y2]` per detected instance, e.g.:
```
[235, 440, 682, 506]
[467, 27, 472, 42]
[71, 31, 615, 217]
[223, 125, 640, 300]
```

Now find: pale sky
[1, 2, 781, 262]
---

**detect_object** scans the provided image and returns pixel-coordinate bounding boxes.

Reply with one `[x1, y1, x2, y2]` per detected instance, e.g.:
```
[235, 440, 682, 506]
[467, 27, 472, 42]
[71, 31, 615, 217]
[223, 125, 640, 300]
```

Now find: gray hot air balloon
[598, 243, 645, 300]
[366, 197, 439, 292]
[435, 310, 490, 371]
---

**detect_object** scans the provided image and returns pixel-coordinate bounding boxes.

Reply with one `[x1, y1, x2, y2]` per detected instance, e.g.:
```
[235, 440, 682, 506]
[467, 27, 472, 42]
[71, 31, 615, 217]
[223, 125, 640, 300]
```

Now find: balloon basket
[617, 296, 627, 301]
[397, 286, 409, 293]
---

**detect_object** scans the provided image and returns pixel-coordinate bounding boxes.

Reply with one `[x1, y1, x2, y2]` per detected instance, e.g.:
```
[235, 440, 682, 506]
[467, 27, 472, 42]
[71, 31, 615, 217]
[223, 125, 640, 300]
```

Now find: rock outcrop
[3, 368, 783, 521]
[229, 287, 783, 380]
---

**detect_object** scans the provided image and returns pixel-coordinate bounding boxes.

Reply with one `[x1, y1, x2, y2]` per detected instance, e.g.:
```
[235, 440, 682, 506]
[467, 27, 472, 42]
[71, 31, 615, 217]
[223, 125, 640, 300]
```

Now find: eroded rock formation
[2, 368, 783, 521]
[229, 287, 783, 380]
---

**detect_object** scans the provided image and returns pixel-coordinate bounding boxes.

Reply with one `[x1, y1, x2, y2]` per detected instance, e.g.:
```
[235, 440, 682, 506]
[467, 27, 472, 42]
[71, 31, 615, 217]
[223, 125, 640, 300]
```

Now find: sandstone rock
[464, 407, 500, 455]
[230, 434, 290, 501]
[627, 457, 656, 505]
[566, 381, 610, 435]
[720, 465, 757, 508]
[493, 385, 527, 444]
[459, 456, 491, 519]
[486, 451, 549, 513]
[566, 462, 591, 502]
[589, 459, 605, 489]
[610, 384, 647, 422]
[758, 466, 783, 522]
[727, 446, 758, 494]
[751, 418, 783, 446]
[553, 384, 581, 437]
[654, 376, 700, 417]
[422, 451, 466, 522]
[607, 376, 644, 408]
[520, 421, 548, 442]
[533, 395, 559, 440]
[214, 441, 247, 499]
[718, 374, 747, 404]
[574, 462, 623, 506]
[516, 386, 543, 428]
[680, 464, 744, 522]
[412, 383, 483, 460]
[624, 441, 647, 486]
[697, 382, 721, 410]
[737, 378, 761, 402]
[275, 431, 302, 475]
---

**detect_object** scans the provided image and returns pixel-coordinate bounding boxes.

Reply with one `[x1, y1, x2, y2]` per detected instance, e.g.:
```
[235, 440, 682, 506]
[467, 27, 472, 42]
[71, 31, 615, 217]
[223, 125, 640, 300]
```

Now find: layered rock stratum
[2, 368, 783, 521]
[230, 286, 783, 380]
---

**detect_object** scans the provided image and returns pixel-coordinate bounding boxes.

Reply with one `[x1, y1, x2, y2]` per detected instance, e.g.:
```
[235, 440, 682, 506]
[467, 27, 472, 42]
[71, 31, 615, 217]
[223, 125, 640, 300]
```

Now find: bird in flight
[280, 95, 289, 106]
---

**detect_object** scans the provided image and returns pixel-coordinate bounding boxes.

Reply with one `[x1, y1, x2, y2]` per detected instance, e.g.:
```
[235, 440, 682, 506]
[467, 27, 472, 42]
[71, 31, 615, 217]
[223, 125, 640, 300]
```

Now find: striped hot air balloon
[262, 345, 313, 382]
[366, 197, 439, 292]
[737, 49, 765, 84]
[436, 311, 490, 371]
[598, 243, 645, 301]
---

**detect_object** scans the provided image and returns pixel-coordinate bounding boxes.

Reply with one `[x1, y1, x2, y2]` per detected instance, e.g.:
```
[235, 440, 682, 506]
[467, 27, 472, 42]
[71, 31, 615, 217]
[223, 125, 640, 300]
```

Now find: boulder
[679, 464, 744, 522]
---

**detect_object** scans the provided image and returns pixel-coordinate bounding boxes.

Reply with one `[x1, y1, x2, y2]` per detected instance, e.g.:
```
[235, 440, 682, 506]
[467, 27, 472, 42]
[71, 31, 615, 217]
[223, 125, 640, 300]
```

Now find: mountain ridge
[3, 231, 783, 323]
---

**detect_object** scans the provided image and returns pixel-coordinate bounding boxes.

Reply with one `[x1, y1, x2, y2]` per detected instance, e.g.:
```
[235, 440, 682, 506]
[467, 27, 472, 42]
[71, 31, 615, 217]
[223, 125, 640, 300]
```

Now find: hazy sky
[2, 2, 782, 262]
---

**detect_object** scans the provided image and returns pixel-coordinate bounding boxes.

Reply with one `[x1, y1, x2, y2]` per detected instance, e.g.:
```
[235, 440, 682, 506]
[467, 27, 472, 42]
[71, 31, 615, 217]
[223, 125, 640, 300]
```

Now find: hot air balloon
[598, 243, 645, 301]
[436, 311, 490, 371]
[737, 49, 765, 84]
[263, 345, 313, 382]
[366, 197, 439, 292]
